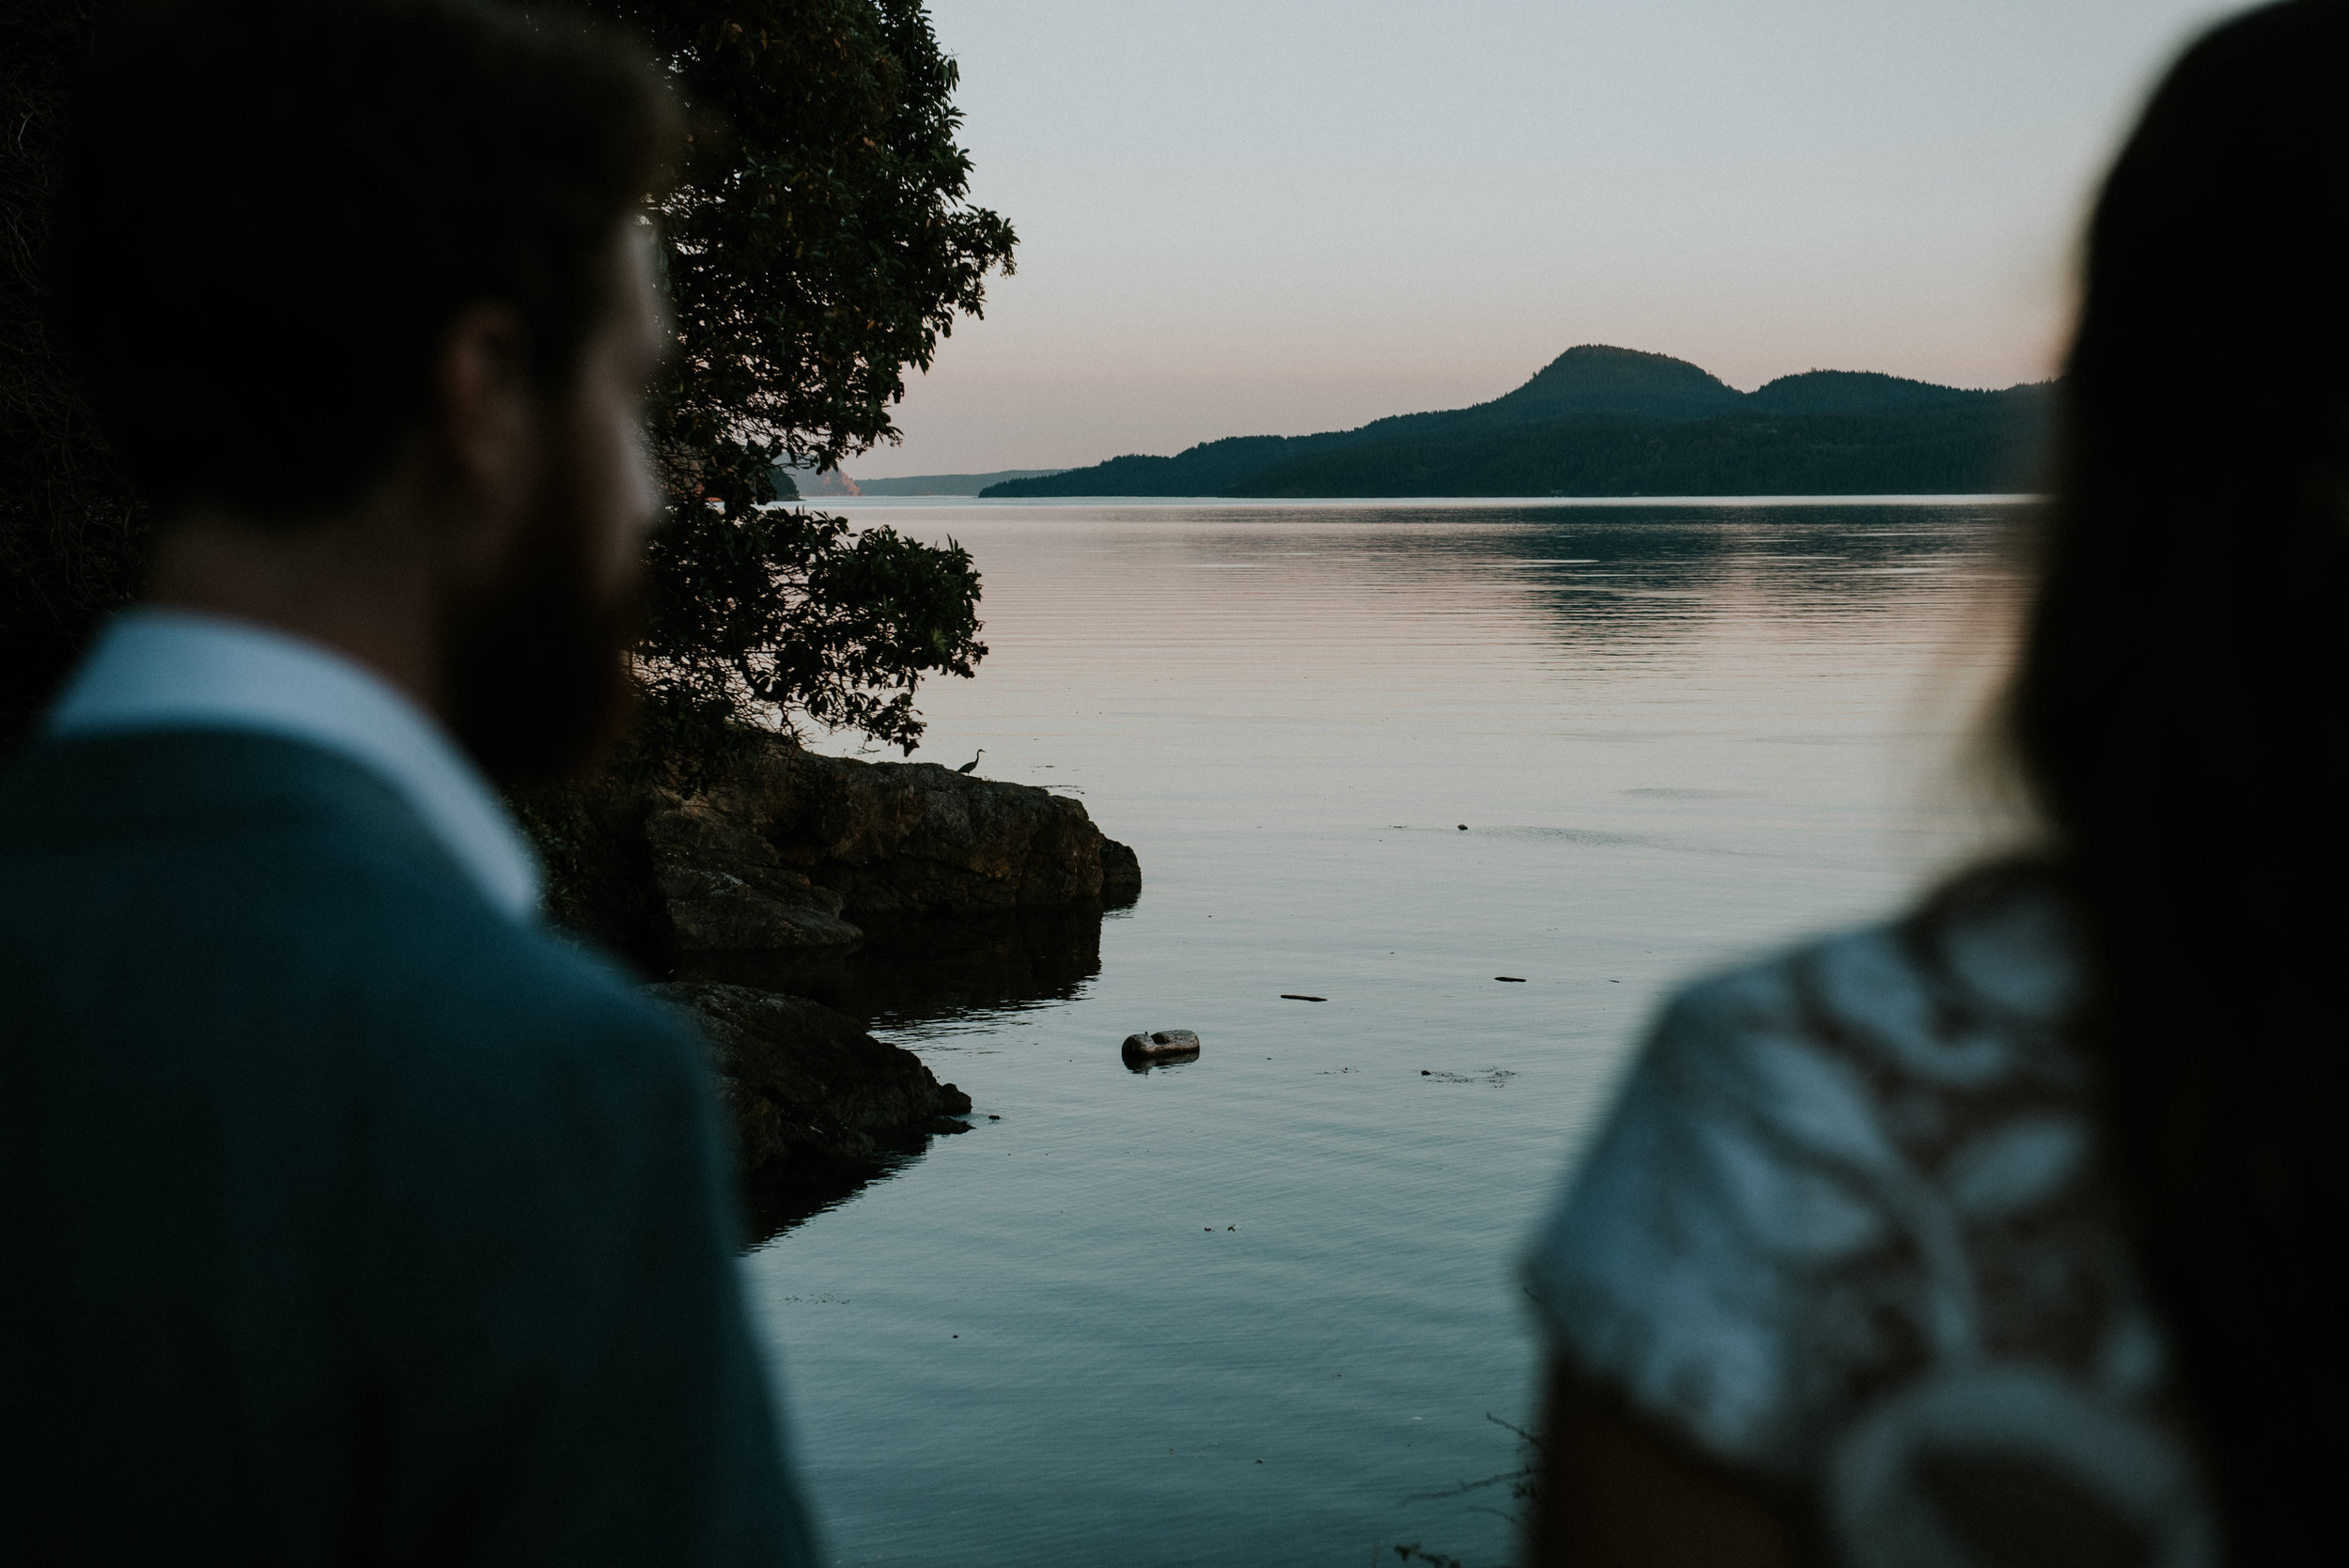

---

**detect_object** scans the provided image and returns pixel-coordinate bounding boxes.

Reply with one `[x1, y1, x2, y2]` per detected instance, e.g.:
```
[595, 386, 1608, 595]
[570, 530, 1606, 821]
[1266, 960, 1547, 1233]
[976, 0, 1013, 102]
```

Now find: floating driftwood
[1122, 1028, 1201, 1064]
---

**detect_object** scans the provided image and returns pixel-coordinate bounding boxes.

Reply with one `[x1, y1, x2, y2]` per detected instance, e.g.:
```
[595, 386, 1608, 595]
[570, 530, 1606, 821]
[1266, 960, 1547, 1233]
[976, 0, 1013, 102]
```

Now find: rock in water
[648, 982, 972, 1172]
[1122, 1028, 1202, 1063]
[1099, 837, 1143, 906]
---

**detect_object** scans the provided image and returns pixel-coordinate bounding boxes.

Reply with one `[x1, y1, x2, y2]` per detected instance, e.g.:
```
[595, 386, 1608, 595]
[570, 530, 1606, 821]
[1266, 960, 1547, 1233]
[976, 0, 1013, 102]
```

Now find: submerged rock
[649, 981, 972, 1172]
[1122, 1028, 1202, 1063]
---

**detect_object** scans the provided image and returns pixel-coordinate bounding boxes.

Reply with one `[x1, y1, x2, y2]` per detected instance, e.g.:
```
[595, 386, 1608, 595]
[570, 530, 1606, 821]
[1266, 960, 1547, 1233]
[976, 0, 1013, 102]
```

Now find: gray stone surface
[1121, 1028, 1202, 1060]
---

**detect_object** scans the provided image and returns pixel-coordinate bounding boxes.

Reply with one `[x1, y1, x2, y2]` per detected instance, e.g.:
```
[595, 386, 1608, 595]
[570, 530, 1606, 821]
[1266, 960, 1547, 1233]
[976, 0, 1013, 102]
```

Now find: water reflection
[758, 501, 2031, 1568]
[702, 897, 1129, 1243]
[741, 1152, 923, 1248]
[1099, 504, 2024, 654]
[1121, 1053, 1197, 1076]
[681, 900, 1124, 1028]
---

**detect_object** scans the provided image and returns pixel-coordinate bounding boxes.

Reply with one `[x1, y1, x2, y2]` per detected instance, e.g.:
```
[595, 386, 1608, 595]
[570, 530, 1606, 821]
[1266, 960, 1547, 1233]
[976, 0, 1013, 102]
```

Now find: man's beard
[440, 477, 642, 789]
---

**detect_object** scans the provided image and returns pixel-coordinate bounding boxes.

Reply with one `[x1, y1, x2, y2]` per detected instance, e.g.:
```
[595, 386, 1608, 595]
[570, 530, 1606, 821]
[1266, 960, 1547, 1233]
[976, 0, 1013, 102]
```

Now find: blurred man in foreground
[0, 1, 816, 1560]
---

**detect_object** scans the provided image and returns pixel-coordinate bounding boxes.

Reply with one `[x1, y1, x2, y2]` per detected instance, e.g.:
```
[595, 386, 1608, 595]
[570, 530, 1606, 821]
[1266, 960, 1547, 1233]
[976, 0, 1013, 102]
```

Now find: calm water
[759, 499, 2030, 1567]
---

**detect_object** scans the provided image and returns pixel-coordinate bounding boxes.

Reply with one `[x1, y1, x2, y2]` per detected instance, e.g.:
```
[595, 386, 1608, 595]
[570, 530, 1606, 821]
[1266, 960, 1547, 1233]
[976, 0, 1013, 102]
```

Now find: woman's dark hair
[2014, 1, 2349, 1558]
[50, 0, 678, 520]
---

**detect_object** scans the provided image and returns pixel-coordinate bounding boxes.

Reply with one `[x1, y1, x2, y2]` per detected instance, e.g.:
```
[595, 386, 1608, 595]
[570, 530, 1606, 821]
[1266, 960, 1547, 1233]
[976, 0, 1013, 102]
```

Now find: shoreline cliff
[524, 732, 1140, 1238]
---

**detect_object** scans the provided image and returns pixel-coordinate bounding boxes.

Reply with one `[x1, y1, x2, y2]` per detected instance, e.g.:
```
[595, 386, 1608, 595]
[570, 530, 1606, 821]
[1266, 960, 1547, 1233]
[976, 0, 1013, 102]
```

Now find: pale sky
[859, 0, 2242, 476]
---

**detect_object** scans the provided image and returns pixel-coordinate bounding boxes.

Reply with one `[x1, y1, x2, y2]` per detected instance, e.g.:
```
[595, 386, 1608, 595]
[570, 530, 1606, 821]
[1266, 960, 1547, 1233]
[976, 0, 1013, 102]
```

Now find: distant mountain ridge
[981, 346, 2050, 499]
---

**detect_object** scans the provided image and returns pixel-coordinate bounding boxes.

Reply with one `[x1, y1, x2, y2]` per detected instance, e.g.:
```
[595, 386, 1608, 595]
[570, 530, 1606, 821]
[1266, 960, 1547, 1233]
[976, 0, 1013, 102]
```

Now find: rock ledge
[649, 981, 972, 1172]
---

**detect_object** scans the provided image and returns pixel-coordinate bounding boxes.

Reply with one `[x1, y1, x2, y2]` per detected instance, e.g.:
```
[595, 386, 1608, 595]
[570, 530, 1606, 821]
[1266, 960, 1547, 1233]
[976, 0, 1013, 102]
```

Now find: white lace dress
[1524, 880, 2217, 1568]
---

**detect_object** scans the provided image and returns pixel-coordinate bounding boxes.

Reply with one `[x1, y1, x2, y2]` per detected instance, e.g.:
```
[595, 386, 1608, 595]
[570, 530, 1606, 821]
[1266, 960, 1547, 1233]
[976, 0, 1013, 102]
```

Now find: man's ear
[433, 303, 538, 563]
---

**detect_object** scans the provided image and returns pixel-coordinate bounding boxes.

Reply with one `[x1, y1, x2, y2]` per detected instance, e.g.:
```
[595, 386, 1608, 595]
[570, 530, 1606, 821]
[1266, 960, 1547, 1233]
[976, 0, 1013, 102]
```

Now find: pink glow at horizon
[861, 0, 2242, 477]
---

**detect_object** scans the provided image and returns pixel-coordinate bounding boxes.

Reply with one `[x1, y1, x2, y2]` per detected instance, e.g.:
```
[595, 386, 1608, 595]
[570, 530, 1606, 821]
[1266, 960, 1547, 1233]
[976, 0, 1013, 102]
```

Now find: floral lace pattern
[1526, 882, 2215, 1568]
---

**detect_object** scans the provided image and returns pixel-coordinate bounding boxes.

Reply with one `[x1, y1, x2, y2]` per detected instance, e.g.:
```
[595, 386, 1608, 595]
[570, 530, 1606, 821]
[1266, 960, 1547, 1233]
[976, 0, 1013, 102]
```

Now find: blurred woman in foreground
[1524, 4, 2349, 1563]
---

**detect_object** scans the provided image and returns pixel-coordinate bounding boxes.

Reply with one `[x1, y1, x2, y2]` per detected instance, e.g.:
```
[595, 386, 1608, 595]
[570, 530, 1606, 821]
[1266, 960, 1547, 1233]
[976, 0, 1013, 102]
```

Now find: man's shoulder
[0, 728, 696, 1105]
[350, 909, 713, 1203]
[371, 897, 698, 1097]
[1, 728, 459, 889]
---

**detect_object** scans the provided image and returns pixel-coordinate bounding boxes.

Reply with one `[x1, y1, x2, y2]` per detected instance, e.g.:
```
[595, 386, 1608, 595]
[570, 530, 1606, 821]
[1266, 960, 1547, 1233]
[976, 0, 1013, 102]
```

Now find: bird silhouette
[957, 750, 984, 775]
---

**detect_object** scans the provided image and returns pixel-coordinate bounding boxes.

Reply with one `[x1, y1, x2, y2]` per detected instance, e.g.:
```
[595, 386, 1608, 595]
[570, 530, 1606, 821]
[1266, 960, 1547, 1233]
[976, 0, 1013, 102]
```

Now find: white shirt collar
[45, 606, 543, 922]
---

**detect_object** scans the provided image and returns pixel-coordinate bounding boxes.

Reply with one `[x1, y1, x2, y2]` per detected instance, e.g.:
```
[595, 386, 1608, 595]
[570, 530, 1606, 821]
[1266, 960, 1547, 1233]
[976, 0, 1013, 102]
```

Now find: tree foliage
[640, 501, 984, 749]
[591, 0, 1015, 752]
[0, 0, 1013, 755]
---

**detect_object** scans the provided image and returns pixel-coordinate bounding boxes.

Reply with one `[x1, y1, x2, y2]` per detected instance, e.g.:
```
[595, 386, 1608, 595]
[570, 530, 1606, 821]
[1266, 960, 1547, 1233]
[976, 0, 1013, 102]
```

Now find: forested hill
[981, 346, 2052, 499]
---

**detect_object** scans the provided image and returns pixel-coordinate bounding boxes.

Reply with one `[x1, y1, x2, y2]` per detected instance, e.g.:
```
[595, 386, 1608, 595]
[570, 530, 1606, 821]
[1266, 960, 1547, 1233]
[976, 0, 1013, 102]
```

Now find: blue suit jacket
[0, 731, 816, 1564]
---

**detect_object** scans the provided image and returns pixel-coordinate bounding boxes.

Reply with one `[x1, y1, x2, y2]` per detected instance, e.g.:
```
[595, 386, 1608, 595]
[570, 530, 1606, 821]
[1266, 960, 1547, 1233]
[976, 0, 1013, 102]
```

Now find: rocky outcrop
[646, 799, 863, 951]
[525, 733, 1136, 1233]
[530, 732, 1140, 971]
[1100, 838, 1142, 905]
[649, 981, 972, 1172]
[639, 736, 1139, 959]
[700, 741, 1136, 917]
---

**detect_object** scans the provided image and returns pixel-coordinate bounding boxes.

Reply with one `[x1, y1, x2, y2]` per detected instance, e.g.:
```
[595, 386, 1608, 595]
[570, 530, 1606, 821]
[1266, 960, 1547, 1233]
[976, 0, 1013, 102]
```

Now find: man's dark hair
[52, 0, 678, 520]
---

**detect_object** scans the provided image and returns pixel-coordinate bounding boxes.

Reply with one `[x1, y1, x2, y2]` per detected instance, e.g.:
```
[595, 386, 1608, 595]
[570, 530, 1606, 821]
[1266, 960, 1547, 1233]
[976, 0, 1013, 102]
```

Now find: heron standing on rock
[957, 750, 984, 775]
